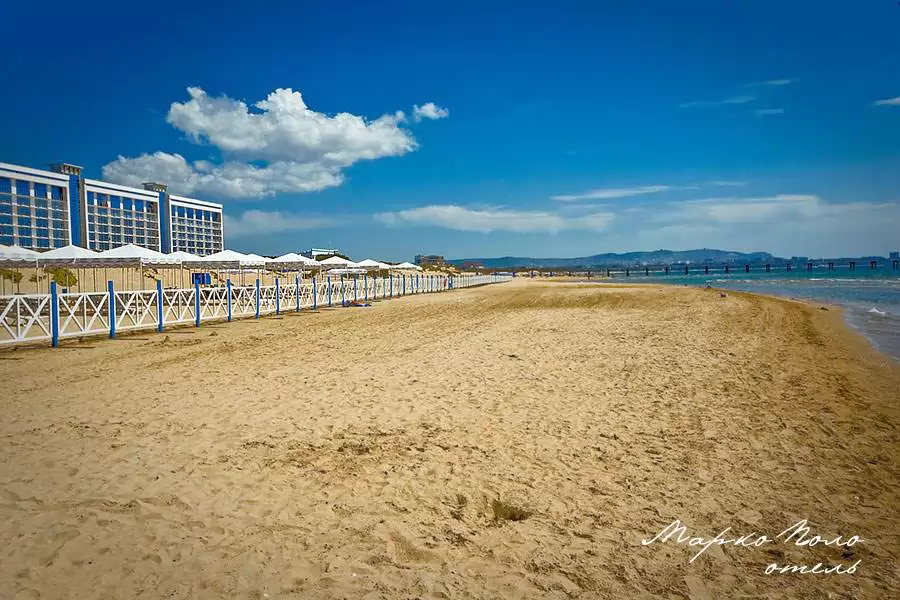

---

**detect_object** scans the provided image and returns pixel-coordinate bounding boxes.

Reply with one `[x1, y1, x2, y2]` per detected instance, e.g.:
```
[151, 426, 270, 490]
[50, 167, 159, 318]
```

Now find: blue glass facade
[0, 161, 224, 253]
[83, 181, 161, 251]
[168, 195, 224, 255]
[0, 164, 71, 249]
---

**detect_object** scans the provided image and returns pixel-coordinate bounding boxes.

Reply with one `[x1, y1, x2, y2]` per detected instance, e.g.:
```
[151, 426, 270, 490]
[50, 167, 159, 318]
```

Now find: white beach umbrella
[38, 244, 102, 266]
[393, 262, 422, 270]
[3, 245, 40, 257]
[319, 255, 353, 266]
[199, 249, 266, 267]
[0, 244, 40, 266]
[167, 250, 201, 262]
[99, 243, 180, 265]
[267, 252, 321, 269]
[354, 259, 383, 270]
[242, 252, 269, 264]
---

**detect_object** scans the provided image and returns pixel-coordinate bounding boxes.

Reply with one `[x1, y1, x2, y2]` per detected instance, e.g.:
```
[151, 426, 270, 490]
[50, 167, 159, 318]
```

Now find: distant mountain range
[446, 249, 896, 269]
[446, 249, 782, 269]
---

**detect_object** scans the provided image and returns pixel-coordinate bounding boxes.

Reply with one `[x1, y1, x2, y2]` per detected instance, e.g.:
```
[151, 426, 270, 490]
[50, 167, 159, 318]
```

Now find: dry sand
[1, 280, 898, 599]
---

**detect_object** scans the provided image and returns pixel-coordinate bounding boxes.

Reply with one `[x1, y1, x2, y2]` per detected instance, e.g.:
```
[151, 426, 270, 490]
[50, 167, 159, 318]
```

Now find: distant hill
[446, 249, 781, 269]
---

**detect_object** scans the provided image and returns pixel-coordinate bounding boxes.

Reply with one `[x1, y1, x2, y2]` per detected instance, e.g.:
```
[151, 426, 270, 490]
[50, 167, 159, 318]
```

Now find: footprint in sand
[381, 528, 440, 566]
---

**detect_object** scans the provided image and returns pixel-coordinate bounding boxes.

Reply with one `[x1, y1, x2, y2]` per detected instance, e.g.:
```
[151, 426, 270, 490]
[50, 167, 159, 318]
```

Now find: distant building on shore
[462, 261, 483, 270]
[790, 256, 809, 264]
[891, 251, 899, 260]
[1, 160, 224, 255]
[303, 248, 341, 258]
[415, 254, 445, 267]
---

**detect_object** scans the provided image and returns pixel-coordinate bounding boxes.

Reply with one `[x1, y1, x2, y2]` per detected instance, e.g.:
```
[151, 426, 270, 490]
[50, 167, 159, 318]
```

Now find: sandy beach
[1, 279, 898, 599]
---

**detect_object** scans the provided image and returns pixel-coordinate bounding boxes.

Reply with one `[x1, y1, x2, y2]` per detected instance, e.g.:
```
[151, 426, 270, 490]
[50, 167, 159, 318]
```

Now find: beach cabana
[319, 255, 355, 267]
[266, 252, 321, 284]
[193, 249, 267, 286]
[0, 245, 41, 294]
[242, 252, 269, 265]
[98, 244, 183, 291]
[354, 259, 384, 270]
[267, 252, 321, 273]
[0, 245, 40, 265]
[0, 245, 40, 258]
[392, 261, 422, 271]
[38, 245, 102, 266]
[99, 244, 180, 265]
[167, 250, 201, 261]
[35, 245, 107, 293]
[192, 249, 266, 267]
[268, 252, 317, 266]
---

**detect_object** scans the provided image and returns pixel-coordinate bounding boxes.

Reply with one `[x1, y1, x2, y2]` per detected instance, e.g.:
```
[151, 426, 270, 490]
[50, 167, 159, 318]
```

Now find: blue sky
[3, 0, 899, 260]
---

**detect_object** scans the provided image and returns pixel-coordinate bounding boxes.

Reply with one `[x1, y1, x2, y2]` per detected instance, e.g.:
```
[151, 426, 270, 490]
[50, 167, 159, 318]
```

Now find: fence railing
[0, 272, 510, 348]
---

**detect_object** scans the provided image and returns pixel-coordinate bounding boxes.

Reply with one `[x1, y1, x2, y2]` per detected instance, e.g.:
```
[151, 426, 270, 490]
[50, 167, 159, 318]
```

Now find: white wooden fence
[0, 273, 510, 348]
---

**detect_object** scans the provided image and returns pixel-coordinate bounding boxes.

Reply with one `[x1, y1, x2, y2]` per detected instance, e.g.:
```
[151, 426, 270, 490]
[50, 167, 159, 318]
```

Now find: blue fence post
[156, 280, 164, 332]
[313, 276, 318, 310]
[275, 278, 280, 315]
[353, 274, 358, 303]
[402, 274, 406, 295]
[255, 278, 261, 319]
[226, 278, 232, 322]
[50, 281, 59, 348]
[108, 280, 116, 338]
[328, 276, 332, 307]
[341, 276, 346, 306]
[194, 279, 201, 327]
[389, 275, 393, 298]
[295, 275, 301, 312]
[364, 274, 368, 303]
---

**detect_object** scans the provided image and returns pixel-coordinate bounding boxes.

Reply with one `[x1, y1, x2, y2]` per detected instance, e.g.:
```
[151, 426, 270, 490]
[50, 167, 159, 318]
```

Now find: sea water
[628, 267, 900, 362]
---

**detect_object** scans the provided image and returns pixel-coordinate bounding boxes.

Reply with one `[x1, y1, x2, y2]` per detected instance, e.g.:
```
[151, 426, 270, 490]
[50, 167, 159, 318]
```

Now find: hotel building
[0, 161, 223, 255]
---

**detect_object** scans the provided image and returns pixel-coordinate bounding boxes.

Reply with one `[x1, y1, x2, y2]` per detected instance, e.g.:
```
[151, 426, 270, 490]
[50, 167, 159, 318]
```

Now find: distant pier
[511, 259, 899, 278]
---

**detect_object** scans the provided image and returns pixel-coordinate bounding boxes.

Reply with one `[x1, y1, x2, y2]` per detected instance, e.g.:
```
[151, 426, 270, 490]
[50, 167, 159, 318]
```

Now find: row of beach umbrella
[0, 243, 425, 271]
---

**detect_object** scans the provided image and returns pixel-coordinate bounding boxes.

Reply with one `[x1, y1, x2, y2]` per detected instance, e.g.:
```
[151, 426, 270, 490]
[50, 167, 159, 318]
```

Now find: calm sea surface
[617, 267, 900, 362]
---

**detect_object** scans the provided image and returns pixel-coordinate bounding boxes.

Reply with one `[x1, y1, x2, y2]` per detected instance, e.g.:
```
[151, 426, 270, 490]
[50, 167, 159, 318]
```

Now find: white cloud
[224, 210, 339, 238]
[874, 97, 900, 106]
[375, 205, 614, 234]
[551, 185, 674, 202]
[618, 194, 900, 257]
[756, 108, 785, 116]
[745, 79, 795, 87]
[723, 95, 756, 104]
[679, 95, 756, 109]
[101, 87, 447, 199]
[102, 152, 343, 198]
[711, 181, 748, 187]
[413, 102, 449, 122]
[656, 195, 895, 225]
